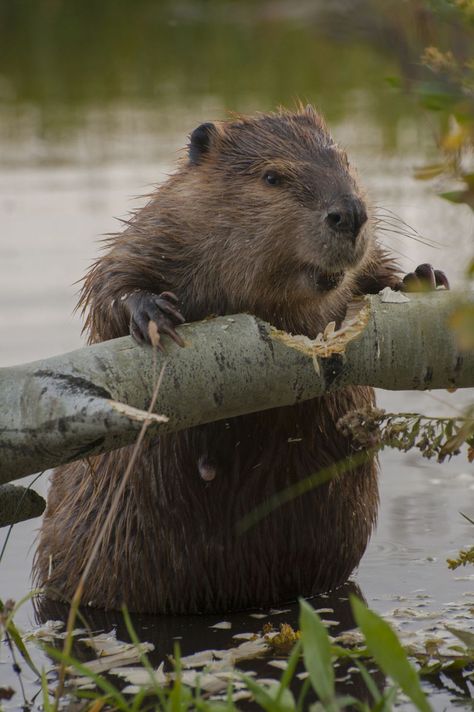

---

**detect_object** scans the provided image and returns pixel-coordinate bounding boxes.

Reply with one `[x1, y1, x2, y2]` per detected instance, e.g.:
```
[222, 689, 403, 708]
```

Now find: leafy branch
[337, 406, 474, 463]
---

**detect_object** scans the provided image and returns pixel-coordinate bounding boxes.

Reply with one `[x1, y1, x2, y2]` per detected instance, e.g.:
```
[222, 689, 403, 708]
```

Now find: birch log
[0, 293, 473, 494]
[0, 484, 45, 527]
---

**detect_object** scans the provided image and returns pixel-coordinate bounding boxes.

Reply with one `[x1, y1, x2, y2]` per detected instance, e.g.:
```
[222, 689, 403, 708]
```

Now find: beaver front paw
[125, 290, 185, 348]
[399, 263, 450, 292]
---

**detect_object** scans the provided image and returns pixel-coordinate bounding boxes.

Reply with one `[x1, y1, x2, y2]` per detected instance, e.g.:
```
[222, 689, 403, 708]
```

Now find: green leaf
[296, 676, 312, 712]
[374, 685, 399, 711]
[276, 639, 302, 701]
[40, 669, 55, 712]
[5, 620, 40, 678]
[354, 660, 382, 703]
[445, 626, 474, 651]
[463, 172, 474, 188]
[299, 599, 336, 709]
[439, 189, 474, 209]
[351, 596, 432, 712]
[44, 645, 130, 712]
[242, 675, 295, 712]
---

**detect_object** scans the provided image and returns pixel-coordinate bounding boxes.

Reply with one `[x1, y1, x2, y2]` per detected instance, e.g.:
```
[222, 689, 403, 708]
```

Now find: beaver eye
[263, 170, 282, 187]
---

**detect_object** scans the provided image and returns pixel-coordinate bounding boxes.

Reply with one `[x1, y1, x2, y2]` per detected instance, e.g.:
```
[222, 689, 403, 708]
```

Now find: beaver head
[158, 105, 372, 322]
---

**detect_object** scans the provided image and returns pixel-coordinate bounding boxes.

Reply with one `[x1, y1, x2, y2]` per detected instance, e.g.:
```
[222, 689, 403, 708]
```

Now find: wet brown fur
[35, 107, 401, 614]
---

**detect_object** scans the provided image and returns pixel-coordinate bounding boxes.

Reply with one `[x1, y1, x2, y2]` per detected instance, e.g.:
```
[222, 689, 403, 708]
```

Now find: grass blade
[299, 599, 337, 710]
[351, 596, 431, 712]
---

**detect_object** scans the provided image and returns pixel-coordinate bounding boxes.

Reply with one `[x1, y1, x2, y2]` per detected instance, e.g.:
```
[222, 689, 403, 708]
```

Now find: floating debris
[268, 659, 288, 670]
[111, 661, 167, 688]
[268, 608, 291, 616]
[210, 621, 232, 630]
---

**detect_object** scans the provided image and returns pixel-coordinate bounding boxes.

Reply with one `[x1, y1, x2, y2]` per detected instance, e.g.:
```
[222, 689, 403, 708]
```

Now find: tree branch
[0, 293, 472, 495]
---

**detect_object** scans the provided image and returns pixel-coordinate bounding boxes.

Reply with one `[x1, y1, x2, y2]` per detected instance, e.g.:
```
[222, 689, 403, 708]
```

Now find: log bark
[0, 293, 472, 493]
[0, 484, 46, 527]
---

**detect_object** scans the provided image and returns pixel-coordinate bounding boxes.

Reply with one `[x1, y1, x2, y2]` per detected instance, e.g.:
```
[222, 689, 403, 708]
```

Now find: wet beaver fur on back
[35, 106, 403, 614]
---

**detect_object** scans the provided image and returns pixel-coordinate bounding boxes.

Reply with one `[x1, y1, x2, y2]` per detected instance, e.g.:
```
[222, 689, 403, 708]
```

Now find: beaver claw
[399, 264, 450, 293]
[125, 290, 185, 349]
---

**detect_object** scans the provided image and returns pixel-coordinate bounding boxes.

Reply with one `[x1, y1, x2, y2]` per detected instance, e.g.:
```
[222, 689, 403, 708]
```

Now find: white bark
[0, 293, 472, 502]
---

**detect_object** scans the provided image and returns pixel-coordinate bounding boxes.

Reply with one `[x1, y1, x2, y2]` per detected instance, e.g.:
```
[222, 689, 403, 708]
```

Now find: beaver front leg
[354, 246, 450, 295]
[125, 290, 185, 347]
[399, 263, 450, 292]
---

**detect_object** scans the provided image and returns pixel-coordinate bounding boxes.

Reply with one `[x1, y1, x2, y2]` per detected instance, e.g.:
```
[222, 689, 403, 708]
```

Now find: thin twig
[55, 356, 167, 705]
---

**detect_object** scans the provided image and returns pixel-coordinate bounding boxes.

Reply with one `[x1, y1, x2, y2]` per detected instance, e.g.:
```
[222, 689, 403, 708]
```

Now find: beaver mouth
[302, 264, 345, 292]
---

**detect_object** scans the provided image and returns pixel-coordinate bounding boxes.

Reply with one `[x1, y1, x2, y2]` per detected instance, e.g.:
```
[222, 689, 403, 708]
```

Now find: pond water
[0, 2, 473, 709]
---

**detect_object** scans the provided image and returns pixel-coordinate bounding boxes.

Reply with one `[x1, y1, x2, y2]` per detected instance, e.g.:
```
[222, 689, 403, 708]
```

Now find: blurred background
[1, 0, 473, 365]
[0, 1, 473, 706]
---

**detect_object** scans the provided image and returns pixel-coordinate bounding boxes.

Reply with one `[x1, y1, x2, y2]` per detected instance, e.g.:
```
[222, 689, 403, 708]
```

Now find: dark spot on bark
[213, 384, 224, 406]
[214, 351, 226, 373]
[292, 378, 305, 402]
[34, 370, 112, 400]
[454, 355, 463, 373]
[94, 356, 109, 374]
[256, 319, 274, 357]
[424, 366, 433, 385]
[320, 354, 344, 388]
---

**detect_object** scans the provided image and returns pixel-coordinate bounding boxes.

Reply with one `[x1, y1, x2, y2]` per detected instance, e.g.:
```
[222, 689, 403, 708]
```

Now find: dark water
[1, 2, 473, 709]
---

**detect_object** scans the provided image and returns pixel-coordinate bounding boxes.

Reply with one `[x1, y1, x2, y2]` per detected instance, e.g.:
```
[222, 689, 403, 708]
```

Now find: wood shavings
[379, 286, 410, 303]
[271, 302, 370, 359]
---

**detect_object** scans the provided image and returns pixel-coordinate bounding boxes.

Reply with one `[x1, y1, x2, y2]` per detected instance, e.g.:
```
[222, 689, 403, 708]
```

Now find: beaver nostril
[325, 197, 367, 241]
[326, 212, 342, 228]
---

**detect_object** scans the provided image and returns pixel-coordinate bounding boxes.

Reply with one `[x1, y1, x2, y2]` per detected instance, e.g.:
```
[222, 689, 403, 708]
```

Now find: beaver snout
[325, 195, 367, 243]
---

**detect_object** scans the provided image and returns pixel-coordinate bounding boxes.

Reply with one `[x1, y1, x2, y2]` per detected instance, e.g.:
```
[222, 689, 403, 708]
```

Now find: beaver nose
[325, 196, 368, 242]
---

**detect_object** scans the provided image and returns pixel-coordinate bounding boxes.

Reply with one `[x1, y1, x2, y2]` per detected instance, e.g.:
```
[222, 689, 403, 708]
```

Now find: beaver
[34, 106, 447, 614]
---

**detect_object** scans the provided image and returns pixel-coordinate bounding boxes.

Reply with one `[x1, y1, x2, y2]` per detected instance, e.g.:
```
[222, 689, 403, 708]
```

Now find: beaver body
[35, 107, 401, 614]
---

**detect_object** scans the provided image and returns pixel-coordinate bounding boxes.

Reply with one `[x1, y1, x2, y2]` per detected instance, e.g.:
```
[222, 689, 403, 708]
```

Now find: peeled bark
[0, 292, 472, 493]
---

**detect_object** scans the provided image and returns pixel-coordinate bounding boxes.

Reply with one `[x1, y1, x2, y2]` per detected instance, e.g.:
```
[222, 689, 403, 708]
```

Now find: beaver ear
[189, 123, 216, 165]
